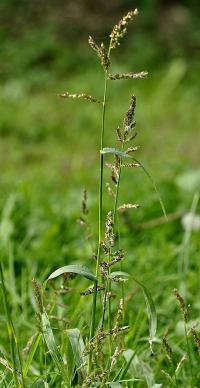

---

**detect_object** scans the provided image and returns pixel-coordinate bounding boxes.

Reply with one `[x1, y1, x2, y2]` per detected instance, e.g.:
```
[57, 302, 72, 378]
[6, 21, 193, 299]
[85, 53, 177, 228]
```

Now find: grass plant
[0, 7, 200, 388]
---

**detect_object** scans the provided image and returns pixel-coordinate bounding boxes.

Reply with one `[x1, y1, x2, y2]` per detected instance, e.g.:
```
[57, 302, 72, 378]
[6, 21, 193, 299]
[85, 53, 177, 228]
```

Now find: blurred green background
[0, 0, 200, 271]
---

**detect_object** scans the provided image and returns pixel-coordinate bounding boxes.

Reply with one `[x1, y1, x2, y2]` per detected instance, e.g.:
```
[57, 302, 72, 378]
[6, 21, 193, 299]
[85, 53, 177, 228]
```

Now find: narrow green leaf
[41, 310, 69, 385]
[110, 271, 157, 346]
[132, 158, 167, 219]
[116, 350, 136, 381]
[23, 333, 41, 377]
[48, 264, 96, 282]
[101, 148, 131, 158]
[0, 263, 23, 388]
[132, 277, 157, 346]
[66, 328, 87, 379]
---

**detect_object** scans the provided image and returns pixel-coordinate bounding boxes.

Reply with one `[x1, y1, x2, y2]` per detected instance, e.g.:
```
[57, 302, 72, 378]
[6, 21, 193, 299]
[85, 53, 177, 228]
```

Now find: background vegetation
[0, 0, 200, 386]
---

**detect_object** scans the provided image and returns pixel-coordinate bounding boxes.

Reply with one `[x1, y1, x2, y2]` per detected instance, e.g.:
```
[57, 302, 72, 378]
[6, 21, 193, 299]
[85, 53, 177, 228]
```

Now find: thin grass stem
[89, 70, 108, 373]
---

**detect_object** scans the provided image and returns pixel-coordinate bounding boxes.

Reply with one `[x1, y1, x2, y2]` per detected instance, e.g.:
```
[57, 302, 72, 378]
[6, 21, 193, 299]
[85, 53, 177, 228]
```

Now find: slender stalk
[184, 323, 193, 387]
[113, 145, 125, 304]
[89, 70, 108, 373]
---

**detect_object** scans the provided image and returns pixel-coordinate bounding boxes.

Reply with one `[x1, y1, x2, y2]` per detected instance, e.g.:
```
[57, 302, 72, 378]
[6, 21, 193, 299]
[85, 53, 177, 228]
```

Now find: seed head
[173, 288, 189, 322]
[162, 332, 173, 363]
[123, 95, 136, 134]
[82, 188, 88, 215]
[191, 327, 200, 352]
[105, 211, 115, 247]
[59, 92, 101, 104]
[88, 36, 110, 70]
[118, 203, 140, 212]
[99, 43, 110, 70]
[108, 71, 148, 80]
[32, 278, 43, 314]
[110, 9, 138, 49]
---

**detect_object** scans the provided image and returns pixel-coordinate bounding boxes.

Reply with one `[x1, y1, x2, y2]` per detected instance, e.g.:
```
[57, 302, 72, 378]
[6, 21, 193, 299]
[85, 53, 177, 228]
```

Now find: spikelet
[121, 162, 140, 168]
[116, 126, 123, 143]
[161, 369, 172, 382]
[173, 288, 189, 323]
[105, 211, 115, 247]
[110, 346, 124, 369]
[175, 354, 187, 373]
[23, 333, 38, 354]
[114, 298, 124, 329]
[100, 250, 124, 269]
[80, 284, 105, 296]
[123, 95, 136, 134]
[110, 9, 138, 49]
[82, 188, 88, 215]
[106, 182, 115, 197]
[32, 278, 43, 314]
[118, 203, 140, 212]
[99, 43, 110, 70]
[108, 71, 148, 80]
[162, 332, 173, 363]
[124, 131, 137, 143]
[88, 35, 99, 52]
[191, 327, 200, 352]
[59, 92, 102, 104]
[88, 36, 110, 70]
[126, 146, 139, 154]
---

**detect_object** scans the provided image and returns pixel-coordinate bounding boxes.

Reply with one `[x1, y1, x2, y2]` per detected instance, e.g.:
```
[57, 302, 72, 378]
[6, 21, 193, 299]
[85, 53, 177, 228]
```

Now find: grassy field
[1, 6, 200, 387]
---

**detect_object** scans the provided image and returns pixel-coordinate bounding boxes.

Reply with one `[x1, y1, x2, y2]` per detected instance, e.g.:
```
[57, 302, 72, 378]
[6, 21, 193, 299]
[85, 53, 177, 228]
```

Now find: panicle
[114, 298, 124, 329]
[162, 332, 173, 363]
[88, 35, 99, 52]
[191, 327, 200, 352]
[110, 9, 138, 49]
[121, 162, 141, 168]
[88, 36, 110, 70]
[99, 43, 110, 70]
[108, 71, 148, 80]
[32, 278, 43, 314]
[173, 288, 189, 323]
[80, 284, 105, 296]
[105, 211, 115, 247]
[126, 146, 139, 154]
[118, 203, 140, 212]
[110, 346, 124, 369]
[59, 91, 101, 104]
[82, 188, 89, 215]
[123, 95, 136, 134]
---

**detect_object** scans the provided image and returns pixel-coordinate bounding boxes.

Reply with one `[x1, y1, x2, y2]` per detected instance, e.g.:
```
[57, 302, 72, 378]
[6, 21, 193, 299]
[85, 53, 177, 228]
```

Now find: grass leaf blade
[48, 264, 96, 282]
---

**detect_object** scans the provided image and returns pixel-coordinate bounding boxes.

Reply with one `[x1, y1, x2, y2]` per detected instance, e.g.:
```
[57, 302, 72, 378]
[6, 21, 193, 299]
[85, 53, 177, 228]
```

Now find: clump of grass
[0, 8, 180, 388]
[37, 8, 160, 386]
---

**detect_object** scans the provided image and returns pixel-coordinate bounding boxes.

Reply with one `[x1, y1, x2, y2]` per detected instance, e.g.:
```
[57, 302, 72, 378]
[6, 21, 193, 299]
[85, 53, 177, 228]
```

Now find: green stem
[89, 70, 108, 373]
[184, 323, 193, 386]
